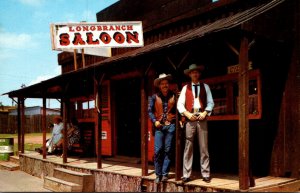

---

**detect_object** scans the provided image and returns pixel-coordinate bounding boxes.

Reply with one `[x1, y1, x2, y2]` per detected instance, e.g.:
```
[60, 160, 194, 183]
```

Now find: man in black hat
[148, 73, 177, 183]
[177, 64, 214, 183]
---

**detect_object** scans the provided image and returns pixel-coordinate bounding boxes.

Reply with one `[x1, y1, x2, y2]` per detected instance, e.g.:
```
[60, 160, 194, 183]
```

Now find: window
[204, 69, 262, 120]
[70, 96, 95, 123]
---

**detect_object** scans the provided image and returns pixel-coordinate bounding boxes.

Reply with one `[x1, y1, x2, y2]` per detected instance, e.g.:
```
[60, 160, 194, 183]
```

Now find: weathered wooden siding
[1, 115, 55, 134]
[0, 112, 9, 133]
[96, 0, 211, 29]
[269, 0, 300, 178]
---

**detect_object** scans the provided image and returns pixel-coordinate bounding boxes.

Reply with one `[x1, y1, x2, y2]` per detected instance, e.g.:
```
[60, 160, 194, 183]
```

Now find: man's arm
[204, 84, 214, 116]
[148, 94, 162, 128]
[147, 95, 156, 123]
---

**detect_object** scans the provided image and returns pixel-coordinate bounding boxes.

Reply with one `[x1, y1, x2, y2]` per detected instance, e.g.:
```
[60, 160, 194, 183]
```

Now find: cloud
[18, 0, 46, 7]
[0, 32, 39, 50]
[28, 75, 54, 85]
[28, 66, 61, 86]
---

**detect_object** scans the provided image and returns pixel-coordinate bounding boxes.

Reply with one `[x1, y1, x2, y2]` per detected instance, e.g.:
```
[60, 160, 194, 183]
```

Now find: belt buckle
[193, 108, 200, 114]
[164, 121, 171, 126]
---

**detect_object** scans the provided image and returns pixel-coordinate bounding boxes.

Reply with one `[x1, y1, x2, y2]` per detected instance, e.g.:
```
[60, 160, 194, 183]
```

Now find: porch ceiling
[3, 0, 285, 100]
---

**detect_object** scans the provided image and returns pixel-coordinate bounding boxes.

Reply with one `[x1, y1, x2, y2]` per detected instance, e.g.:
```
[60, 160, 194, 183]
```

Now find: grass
[0, 133, 51, 138]
[0, 133, 51, 153]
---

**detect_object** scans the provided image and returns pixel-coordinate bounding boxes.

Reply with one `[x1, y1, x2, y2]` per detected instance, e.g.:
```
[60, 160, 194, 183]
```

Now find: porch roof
[3, 0, 285, 99]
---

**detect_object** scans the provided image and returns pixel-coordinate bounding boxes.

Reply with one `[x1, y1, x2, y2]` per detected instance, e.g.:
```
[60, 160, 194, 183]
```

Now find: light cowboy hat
[184, 64, 205, 75]
[154, 73, 172, 87]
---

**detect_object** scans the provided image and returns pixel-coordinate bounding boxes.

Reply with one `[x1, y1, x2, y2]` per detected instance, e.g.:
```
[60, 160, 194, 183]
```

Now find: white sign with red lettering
[50, 21, 144, 50]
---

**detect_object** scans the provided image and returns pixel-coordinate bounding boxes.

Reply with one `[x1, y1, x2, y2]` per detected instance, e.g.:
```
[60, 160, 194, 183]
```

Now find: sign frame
[50, 21, 144, 50]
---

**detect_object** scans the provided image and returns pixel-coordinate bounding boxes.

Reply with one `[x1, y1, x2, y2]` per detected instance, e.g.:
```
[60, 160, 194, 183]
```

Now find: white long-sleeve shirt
[177, 82, 214, 116]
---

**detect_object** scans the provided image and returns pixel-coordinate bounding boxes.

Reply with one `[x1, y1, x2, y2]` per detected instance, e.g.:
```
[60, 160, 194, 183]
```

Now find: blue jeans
[154, 123, 175, 177]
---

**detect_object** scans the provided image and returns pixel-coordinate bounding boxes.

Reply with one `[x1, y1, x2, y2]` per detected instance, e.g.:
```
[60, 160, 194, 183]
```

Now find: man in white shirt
[177, 64, 214, 183]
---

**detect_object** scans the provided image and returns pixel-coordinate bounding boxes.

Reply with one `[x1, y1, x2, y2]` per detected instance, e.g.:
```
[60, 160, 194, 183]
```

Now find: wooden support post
[238, 35, 249, 190]
[165, 53, 190, 180]
[175, 92, 182, 181]
[62, 99, 69, 163]
[20, 98, 25, 154]
[42, 97, 47, 159]
[73, 49, 77, 70]
[141, 77, 148, 176]
[177, 51, 190, 69]
[17, 98, 21, 153]
[96, 77, 102, 169]
[81, 49, 85, 68]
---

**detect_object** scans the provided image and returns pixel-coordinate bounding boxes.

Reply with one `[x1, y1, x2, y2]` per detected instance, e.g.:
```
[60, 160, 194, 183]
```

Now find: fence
[0, 115, 56, 134]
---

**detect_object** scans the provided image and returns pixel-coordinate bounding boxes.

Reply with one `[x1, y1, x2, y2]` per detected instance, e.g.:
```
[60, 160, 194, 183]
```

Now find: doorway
[114, 78, 141, 157]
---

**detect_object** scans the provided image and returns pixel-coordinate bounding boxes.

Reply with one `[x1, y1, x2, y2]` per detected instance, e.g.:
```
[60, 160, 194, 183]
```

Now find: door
[114, 78, 141, 157]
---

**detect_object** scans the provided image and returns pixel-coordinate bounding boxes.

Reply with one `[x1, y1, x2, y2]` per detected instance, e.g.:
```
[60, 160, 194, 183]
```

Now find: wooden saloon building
[5, 0, 300, 191]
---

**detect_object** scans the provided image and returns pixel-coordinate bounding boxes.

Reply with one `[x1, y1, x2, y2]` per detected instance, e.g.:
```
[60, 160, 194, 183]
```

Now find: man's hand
[197, 111, 208, 120]
[183, 111, 198, 121]
[155, 121, 162, 128]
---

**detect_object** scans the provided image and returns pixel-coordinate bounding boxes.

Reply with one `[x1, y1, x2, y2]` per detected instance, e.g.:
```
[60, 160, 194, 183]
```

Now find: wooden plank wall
[285, 0, 300, 178]
[270, 0, 300, 178]
[0, 115, 56, 134]
[0, 113, 9, 133]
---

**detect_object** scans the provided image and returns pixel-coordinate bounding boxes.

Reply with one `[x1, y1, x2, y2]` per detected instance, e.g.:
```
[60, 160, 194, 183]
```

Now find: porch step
[0, 161, 20, 171]
[9, 155, 20, 164]
[50, 167, 94, 192]
[44, 176, 82, 192]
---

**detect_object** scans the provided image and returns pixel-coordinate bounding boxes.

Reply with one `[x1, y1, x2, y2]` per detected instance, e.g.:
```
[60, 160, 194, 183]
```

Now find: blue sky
[0, 0, 118, 108]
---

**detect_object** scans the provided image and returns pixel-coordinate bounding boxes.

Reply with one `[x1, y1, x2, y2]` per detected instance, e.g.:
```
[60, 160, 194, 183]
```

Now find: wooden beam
[17, 98, 21, 153]
[97, 82, 102, 169]
[95, 74, 105, 169]
[177, 51, 190, 69]
[20, 98, 25, 154]
[81, 49, 85, 68]
[166, 52, 190, 180]
[238, 35, 249, 190]
[141, 77, 148, 176]
[226, 41, 239, 56]
[42, 97, 47, 159]
[175, 92, 182, 180]
[62, 99, 68, 163]
[144, 62, 153, 76]
[166, 56, 177, 70]
[73, 49, 77, 71]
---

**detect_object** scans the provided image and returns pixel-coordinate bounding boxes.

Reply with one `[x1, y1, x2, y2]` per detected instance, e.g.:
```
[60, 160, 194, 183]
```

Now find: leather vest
[185, 83, 207, 112]
[154, 94, 176, 122]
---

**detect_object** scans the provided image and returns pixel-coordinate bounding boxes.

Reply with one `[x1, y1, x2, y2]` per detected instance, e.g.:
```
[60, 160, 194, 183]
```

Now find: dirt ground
[11, 133, 51, 144]
[24, 135, 46, 144]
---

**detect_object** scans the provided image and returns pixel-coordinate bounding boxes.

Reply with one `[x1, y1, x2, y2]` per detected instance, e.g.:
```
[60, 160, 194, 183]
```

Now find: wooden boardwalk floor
[18, 152, 300, 192]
